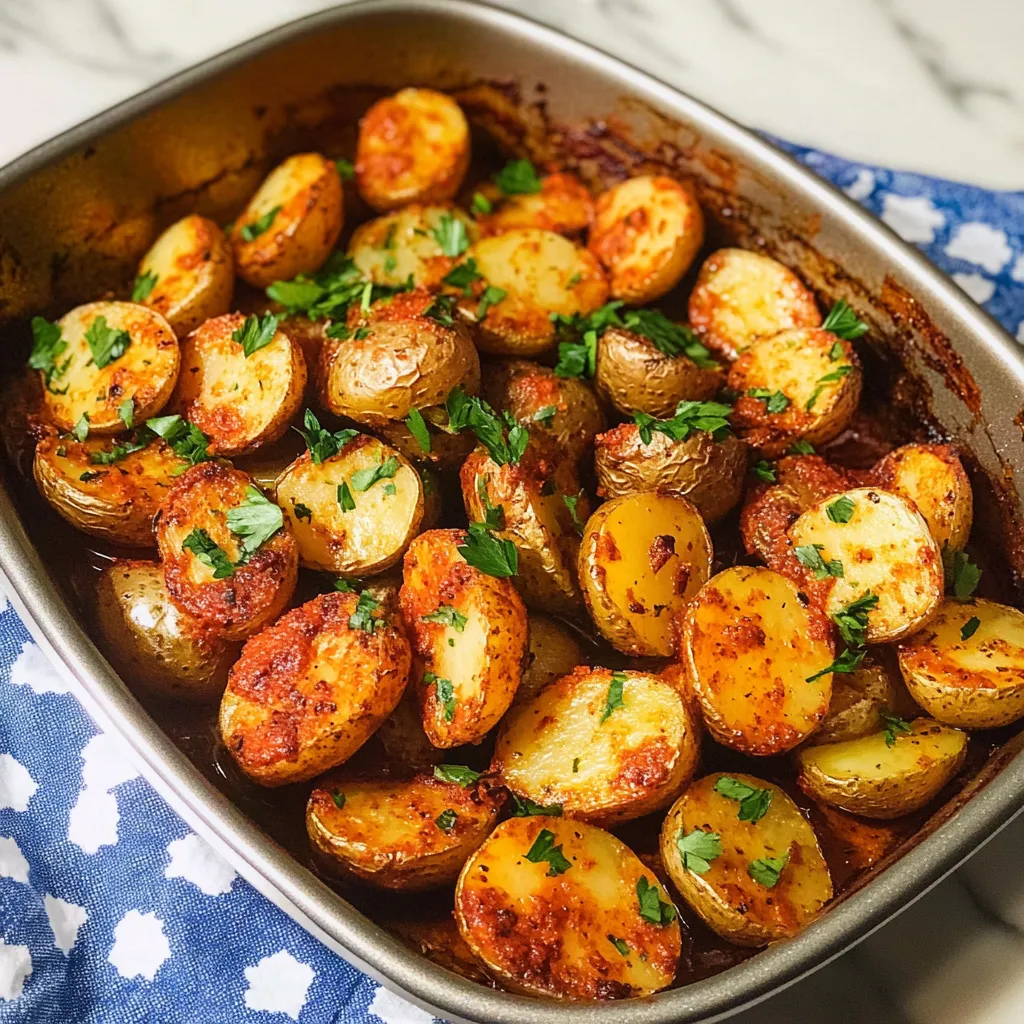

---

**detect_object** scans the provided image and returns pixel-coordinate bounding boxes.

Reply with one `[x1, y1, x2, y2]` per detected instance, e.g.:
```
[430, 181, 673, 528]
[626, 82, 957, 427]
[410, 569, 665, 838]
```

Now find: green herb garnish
[524, 828, 572, 876]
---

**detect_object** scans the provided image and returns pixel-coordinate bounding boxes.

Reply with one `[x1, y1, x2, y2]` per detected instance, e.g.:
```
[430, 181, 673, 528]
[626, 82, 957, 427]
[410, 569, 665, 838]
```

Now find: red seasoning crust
[479, 172, 594, 238]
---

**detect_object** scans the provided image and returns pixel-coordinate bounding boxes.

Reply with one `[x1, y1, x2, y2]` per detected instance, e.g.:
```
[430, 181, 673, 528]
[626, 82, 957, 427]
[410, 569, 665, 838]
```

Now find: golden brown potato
[171, 312, 306, 457]
[230, 152, 343, 288]
[356, 88, 470, 210]
[39, 301, 179, 435]
[306, 771, 499, 889]
[578, 492, 712, 657]
[455, 816, 681, 999]
[479, 172, 593, 238]
[386, 917, 496, 987]
[374, 694, 441, 770]
[728, 328, 862, 457]
[155, 461, 298, 640]
[372, 408, 477, 471]
[0, 370, 46, 479]
[688, 248, 822, 361]
[660, 773, 832, 947]
[516, 614, 585, 706]
[588, 176, 704, 305]
[135, 215, 234, 335]
[400, 529, 528, 748]
[275, 434, 423, 576]
[494, 667, 700, 826]
[814, 655, 904, 745]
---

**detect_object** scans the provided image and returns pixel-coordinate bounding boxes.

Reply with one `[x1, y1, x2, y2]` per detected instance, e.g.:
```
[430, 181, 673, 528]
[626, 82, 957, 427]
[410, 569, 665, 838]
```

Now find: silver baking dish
[2, 2, 1024, 1021]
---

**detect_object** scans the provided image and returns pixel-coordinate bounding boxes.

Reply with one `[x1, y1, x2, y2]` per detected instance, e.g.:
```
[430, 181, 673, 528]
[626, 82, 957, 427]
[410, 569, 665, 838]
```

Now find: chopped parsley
[833, 591, 879, 647]
[494, 158, 542, 195]
[423, 673, 456, 722]
[422, 294, 455, 326]
[336, 481, 355, 511]
[470, 192, 493, 216]
[232, 313, 279, 357]
[788, 440, 816, 455]
[431, 212, 469, 257]
[240, 205, 281, 242]
[442, 258, 482, 293]
[476, 284, 506, 321]
[331, 790, 346, 810]
[335, 158, 355, 180]
[748, 388, 790, 415]
[445, 386, 528, 466]
[551, 301, 624, 378]
[806, 365, 853, 412]
[182, 529, 235, 579]
[633, 400, 733, 446]
[475, 475, 505, 529]
[608, 935, 630, 957]
[295, 409, 358, 464]
[880, 707, 913, 747]
[131, 269, 158, 302]
[562, 492, 585, 534]
[85, 316, 131, 369]
[348, 591, 381, 633]
[145, 414, 211, 467]
[600, 672, 628, 724]
[805, 647, 866, 683]
[532, 405, 557, 427]
[826, 496, 856, 523]
[961, 615, 981, 641]
[753, 460, 776, 483]
[350, 454, 399, 492]
[523, 828, 572, 876]
[713, 777, 773, 824]
[944, 549, 982, 602]
[225, 486, 284, 560]
[28, 317, 70, 393]
[508, 794, 563, 817]
[457, 521, 518, 578]
[636, 876, 677, 926]
[435, 809, 457, 832]
[421, 605, 468, 632]
[293, 503, 313, 522]
[118, 398, 134, 430]
[405, 408, 432, 453]
[433, 764, 481, 787]
[71, 413, 90, 443]
[620, 308, 719, 369]
[676, 828, 722, 875]
[748, 853, 789, 889]
[821, 299, 869, 340]
[795, 543, 844, 580]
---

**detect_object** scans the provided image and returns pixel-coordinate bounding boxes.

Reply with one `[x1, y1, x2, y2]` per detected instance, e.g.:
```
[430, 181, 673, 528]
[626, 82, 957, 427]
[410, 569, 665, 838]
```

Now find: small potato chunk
[386, 917, 495, 987]
[516, 614, 585, 705]
[460, 229, 608, 357]
[42, 301, 179, 435]
[401, 530, 528, 747]
[898, 598, 1024, 729]
[728, 328, 862, 456]
[578, 492, 712, 657]
[230, 152, 343, 288]
[796, 719, 968, 819]
[135, 215, 234, 335]
[660, 774, 832, 947]
[456, 816, 681, 999]
[172, 312, 306, 456]
[789, 488, 943, 644]
[356, 88, 470, 210]
[682, 567, 834, 755]
[373, 411, 476, 471]
[480, 172, 593, 238]
[95, 560, 239, 703]
[275, 434, 423, 576]
[374, 695, 441, 770]
[306, 772, 499, 889]
[594, 423, 748, 523]
[156, 462, 298, 640]
[815, 655, 903, 745]
[688, 248, 822, 361]
[872, 443, 973, 552]
[494, 667, 699, 826]
[588, 176, 704, 305]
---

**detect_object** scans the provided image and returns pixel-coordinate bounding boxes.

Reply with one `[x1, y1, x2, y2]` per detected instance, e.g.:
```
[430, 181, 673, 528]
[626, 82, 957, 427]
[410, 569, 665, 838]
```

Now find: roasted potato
[871, 443, 973, 552]
[155, 461, 298, 640]
[386, 917, 496, 987]
[688, 248, 822, 361]
[306, 771, 499, 889]
[372, 410, 477, 471]
[400, 529, 528, 747]
[594, 422, 748, 523]
[171, 312, 306, 457]
[219, 590, 410, 786]
[234, 430, 307, 492]
[229, 152, 343, 288]
[374, 694, 442, 770]
[682, 566, 834, 755]
[578, 492, 712, 657]
[0, 370, 46, 479]
[95, 560, 239, 702]
[788, 488, 943, 643]
[275, 434, 423, 576]
[455, 816, 681, 999]
[135, 215, 234, 335]
[728, 328, 862, 456]
[479, 172, 593, 238]
[494, 667, 700, 826]
[588, 175, 704, 305]
[897, 598, 1024, 728]
[814, 655, 904, 746]
[660, 773, 832, 947]
[356, 88, 469, 211]
[458, 229, 608, 357]
[40, 301, 179, 435]
[796, 719, 968, 819]
[516, 614, 585, 705]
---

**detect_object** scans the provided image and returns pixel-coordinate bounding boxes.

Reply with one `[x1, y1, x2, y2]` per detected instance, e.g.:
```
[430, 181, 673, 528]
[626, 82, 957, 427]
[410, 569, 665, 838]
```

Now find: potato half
[219, 590, 411, 786]
[373, 411, 477, 471]
[386, 917, 495, 987]
[660, 773, 832, 947]
[455, 816, 681, 999]
[814, 655, 904, 746]
[306, 771, 499, 890]
[480, 172, 593, 238]
[588, 175, 704, 305]
[374, 695, 442, 771]
[516, 614, 585, 706]
[578, 492, 712, 657]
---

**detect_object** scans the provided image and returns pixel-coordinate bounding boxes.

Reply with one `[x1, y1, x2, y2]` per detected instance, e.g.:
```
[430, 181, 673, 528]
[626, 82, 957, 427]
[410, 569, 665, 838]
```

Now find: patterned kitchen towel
[0, 146, 1022, 1024]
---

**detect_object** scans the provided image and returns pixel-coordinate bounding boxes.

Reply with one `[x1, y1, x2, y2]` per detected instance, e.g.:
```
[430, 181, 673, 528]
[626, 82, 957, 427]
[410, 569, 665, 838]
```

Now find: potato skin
[455, 816, 681, 999]
[814, 655, 903, 746]
[516, 614, 585, 706]
[219, 590, 411, 786]
[372, 412, 477, 471]
[480, 172, 593, 238]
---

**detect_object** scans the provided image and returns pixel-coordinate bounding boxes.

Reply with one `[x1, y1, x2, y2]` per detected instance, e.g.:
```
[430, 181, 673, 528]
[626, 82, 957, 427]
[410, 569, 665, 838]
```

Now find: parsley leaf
[423, 673, 456, 721]
[470, 192, 492, 215]
[431, 212, 469, 257]
[477, 285, 506, 321]
[335, 158, 355, 180]
[293, 503, 312, 522]
[421, 605, 468, 632]
[821, 299, 869, 340]
[880, 707, 913, 747]
[508, 794, 563, 817]
[826, 496, 855, 523]
[806, 365, 853, 412]
[562, 492, 585, 535]
[348, 591, 381, 633]
[132, 270, 158, 302]
[795, 543, 844, 580]
[475, 475, 505, 530]
[805, 646, 866, 682]
[435, 808, 457, 832]
[350, 454, 399, 492]
[433, 764, 481, 787]
[442, 258, 482, 293]
[85, 316, 130, 369]
[494, 158, 542, 195]
[182, 528, 235, 579]
[28, 317, 69, 393]
[532, 405, 557, 427]
[748, 388, 790, 415]
[748, 853, 789, 888]
[295, 409, 358, 464]
[445, 386, 528, 466]
[240, 205, 281, 242]
[118, 398, 134, 430]
[621, 309, 719, 369]
[788, 440, 816, 455]
[226, 486, 284, 559]
[753, 460, 776, 483]
[524, 828, 572, 876]
[331, 790, 346, 809]
[608, 935, 630, 957]
[422, 294, 455, 327]
[633, 400, 733, 446]
[71, 413, 90, 442]
[833, 591, 879, 647]
[714, 777, 773, 823]
[458, 521, 518, 578]
[405, 408, 432, 453]
[232, 313, 280, 357]
[944, 549, 982, 602]
[600, 671, 628, 724]
[551, 301, 625, 378]
[145, 415, 210, 466]
[961, 615, 981, 641]
[676, 828, 722, 875]
[636, 875, 677, 926]
[88, 434, 152, 466]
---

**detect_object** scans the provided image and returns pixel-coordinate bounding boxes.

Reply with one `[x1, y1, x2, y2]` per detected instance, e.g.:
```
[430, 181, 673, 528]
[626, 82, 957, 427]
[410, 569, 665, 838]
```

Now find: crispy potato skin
[594, 423, 748, 523]
[516, 615, 585, 706]
[1, 370, 47, 479]
[400, 530, 528, 747]
[480, 172, 593, 238]
[306, 772, 499, 889]
[219, 590, 410, 786]
[374, 694, 442, 770]
[356, 88, 470, 210]
[386, 917, 497, 987]
[688, 248, 822, 361]
[156, 461, 298, 639]
[660, 774, 832, 947]
[373, 412, 477, 470]
[588, 176, 704, 305]
[455, 816, 681, 999]
[43, 301, 179, 434]
[230, 152, 343, 288]
[814, 656, 902, 745]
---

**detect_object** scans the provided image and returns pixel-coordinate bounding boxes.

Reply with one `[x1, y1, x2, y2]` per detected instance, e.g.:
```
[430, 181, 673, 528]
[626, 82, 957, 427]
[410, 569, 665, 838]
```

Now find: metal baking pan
[2, 1, 1024, 1020]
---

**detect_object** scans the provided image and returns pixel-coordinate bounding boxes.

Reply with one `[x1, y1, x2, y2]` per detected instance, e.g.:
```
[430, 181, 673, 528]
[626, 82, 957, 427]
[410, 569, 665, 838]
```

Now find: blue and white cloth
[1, 144, 1022, 1024]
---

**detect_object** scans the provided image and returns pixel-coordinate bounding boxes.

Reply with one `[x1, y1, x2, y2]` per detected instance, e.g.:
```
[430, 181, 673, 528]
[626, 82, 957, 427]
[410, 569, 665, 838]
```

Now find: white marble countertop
[1, 2, 1023, 1024]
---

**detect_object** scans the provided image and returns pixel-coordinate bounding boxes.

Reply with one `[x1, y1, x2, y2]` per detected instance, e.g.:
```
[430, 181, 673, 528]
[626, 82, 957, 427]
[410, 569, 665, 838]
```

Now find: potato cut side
[796, 719, 968, 819]
[682, 566, 834, 755]
[578, 492, 712, 657]
[516, 614, 585, 706]
[494, 667, 699, 826]
[588, 175, 704, 305]
[898, 598, 1024, 728]
[306, 772, 499, 890]
[660, 773, 832, 947]
[481, 172, 593, 238]
[815, 655, 904, 745]
[788, 488, 943, 643]
[455, 816, 681, 999]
